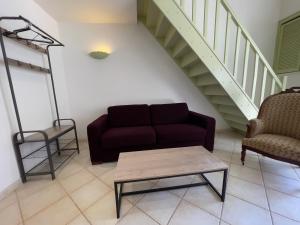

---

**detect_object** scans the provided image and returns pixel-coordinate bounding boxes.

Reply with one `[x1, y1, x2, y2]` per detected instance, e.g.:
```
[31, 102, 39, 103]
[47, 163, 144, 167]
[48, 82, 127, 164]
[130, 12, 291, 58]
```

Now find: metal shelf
[26, 150, 77, 176]
[0, 16, 80, 182]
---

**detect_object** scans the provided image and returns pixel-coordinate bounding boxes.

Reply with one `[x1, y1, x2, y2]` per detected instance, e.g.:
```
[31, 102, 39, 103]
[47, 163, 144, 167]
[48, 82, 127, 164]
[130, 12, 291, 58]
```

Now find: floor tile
[0, 192, 17, 211]
[16, 179, 56, 200]
[184, 186, 223, 218]
[202, 171, 225, 192]
[294, 168, 300, 179]
[155, 175, 194, 198]
[227, 176, 269, 209]
[213, 149, 232, 162]
[87, 163, 116, 177]
[100, 168, 116, 188]
[123, 181, 155, 204]
[19, 183, 65, 219]
[57, 161, 83, 179]
[260, 158, 299, 180]
[71, 179, 111, 210]
[231, 152, 260, 170]
[74, 155, 92, 167]
[230, 163, 263, 185]
[116, 207, 159, 225]
[169, 200, 219, 225]
[272, 213, 300, 225]
[263, 172, 300, 197]
[267, 189, 300, 222]
[136, 191, 181, 225]
[60, 169, 94, 193]
[24, 197, 80, 225]
[67, 214, 91, 225]
[84, 191, 132, 225]
[222, 195, 272, 225]
[0, 202, 22, 225]
[220, 221, 231, 225]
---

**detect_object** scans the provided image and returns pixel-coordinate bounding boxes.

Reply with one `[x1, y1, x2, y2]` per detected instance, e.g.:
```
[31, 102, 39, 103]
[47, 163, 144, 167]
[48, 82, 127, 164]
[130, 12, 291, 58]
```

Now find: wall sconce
[89, 51, 110, 59]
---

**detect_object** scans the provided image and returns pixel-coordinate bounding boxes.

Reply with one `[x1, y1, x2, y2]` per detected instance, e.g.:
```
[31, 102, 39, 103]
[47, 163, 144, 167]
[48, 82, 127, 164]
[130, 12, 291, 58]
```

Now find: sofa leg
[241, 147, 246, 165]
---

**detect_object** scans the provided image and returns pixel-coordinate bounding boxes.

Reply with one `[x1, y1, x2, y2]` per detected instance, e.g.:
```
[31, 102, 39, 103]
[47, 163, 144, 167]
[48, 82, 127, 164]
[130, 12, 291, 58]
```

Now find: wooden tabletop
[22, 125, 74, 142]
[114, 146, 229, 183]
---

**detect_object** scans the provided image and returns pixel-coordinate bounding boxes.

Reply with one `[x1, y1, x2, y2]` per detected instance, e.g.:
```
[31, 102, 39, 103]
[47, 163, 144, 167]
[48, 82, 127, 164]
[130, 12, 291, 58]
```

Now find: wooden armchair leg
[241, 147, 246, 165]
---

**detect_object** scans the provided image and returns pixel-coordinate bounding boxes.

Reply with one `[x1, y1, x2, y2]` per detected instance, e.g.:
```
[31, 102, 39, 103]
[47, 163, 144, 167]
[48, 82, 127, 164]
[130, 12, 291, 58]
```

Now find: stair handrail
[220, 0, 283, 87]
[175, 0, 284, 106]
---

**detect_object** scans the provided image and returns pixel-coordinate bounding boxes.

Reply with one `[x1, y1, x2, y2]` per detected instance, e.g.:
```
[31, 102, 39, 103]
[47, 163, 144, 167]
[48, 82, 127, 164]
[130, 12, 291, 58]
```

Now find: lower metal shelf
[26, 149, 77, 176]
[13, 119, 80, 182]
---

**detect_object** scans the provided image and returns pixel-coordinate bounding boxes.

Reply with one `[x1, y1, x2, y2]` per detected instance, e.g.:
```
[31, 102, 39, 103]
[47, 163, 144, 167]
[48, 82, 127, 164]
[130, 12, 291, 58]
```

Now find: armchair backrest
[258, 88, 300, 139]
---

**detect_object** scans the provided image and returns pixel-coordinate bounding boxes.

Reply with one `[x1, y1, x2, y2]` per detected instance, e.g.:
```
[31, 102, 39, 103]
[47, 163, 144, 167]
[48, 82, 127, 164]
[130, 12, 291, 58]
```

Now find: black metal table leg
[114, 182, 123, 219]
[221, 169, 228, 201]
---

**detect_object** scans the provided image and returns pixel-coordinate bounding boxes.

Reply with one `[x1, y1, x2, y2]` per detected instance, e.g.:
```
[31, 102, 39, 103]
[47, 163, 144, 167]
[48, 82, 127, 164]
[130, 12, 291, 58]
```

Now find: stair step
[146, 1, 159, 27]
[218, 105, 241, 117]
[181, 52, 199, 68]
[164, 27, 177, 48]
[138, 0, 150, 18]
[210, 96, 235, 106]
[172, 39, 188, 58]
[197, 75, 218, 87]
[155, 13, 169, 37]
[228, 121, 247, 132]
[188, 64, 209, 77]
[223, 113, 248, 125]
[203, 85, 227, 96]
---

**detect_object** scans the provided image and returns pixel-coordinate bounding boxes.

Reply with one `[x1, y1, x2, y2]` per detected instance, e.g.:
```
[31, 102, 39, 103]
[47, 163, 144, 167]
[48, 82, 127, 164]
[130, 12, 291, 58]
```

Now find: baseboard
[0, 179, 21, 201]
[215, 128, 234, 133]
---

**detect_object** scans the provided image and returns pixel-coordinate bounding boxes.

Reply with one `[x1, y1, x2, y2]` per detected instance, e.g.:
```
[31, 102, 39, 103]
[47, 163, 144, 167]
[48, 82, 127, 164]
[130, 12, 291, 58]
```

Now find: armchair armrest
[189, 111, 216, 151]
[87, 114, 108, 163]
[246, 119, 264, 138]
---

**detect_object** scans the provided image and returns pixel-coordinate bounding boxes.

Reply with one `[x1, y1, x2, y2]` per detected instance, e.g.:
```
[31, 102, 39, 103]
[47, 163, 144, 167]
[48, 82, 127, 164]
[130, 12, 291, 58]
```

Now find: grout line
[182, 187, 223, 220]
[259, 156, 275, 225]
[56, 178, 93, 225]
[22, 194, 66, 222]
[271, 211, 300, 224]
[15, 190, 25, 225]
[166, 182, 189, 225]
[134, 205, 162, 225]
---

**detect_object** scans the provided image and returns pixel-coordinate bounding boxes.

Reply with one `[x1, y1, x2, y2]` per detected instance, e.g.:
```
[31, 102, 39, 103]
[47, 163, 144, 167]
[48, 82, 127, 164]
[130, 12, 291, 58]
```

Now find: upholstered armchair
[242, 87, 300, 166]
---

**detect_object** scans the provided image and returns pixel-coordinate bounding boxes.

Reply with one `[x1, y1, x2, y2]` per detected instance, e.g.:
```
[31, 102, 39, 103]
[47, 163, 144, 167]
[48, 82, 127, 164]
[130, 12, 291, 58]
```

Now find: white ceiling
[34, 0, 137, 23]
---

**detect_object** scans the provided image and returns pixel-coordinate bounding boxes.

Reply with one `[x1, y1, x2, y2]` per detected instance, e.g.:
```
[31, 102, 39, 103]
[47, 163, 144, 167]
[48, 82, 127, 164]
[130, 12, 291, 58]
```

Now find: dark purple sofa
[87, 103, 215, 164]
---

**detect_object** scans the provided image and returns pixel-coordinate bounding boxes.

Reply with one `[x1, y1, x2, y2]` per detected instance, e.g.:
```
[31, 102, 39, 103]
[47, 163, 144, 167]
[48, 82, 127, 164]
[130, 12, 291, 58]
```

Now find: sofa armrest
[246, 119, 264, 138]
[87, 114, 109, 163]
[189, 111, 216, 151]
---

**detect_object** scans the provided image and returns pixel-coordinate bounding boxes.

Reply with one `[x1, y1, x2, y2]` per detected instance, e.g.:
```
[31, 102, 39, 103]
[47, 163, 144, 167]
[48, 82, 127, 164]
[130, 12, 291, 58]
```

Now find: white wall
[281, 0, 300, 18]
[279, 0, 300, 88]
[59, 22, 229, 138]
[227, 0, 281, 64]
[0, 0, 69, 193]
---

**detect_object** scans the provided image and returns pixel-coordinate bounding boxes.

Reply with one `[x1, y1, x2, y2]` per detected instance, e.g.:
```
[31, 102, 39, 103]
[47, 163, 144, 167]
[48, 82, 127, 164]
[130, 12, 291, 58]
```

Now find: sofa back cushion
[150, 103, 189, 125]
[259, 93, 300, 139]
[108, 104, 151, 127]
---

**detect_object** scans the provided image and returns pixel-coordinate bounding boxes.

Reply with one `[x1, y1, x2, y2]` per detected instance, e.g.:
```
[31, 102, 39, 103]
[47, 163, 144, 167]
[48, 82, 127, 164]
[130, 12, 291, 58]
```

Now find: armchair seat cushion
[243, 134, 300, 161]
[154, 124, 206, 145]
[101, 126, 156, 149]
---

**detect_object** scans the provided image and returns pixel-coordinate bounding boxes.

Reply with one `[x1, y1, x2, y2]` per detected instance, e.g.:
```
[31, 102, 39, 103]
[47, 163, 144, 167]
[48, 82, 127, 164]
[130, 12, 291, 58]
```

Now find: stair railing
[175, 0, 284, 107]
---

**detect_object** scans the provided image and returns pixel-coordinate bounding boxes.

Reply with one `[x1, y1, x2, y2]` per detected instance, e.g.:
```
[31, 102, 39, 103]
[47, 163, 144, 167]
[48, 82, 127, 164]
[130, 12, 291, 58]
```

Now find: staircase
[138, 0, 284, 133]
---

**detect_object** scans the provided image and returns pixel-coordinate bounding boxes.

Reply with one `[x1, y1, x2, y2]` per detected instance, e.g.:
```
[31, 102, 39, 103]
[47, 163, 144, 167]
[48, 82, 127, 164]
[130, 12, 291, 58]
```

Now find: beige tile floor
[1, 131, 300, 225]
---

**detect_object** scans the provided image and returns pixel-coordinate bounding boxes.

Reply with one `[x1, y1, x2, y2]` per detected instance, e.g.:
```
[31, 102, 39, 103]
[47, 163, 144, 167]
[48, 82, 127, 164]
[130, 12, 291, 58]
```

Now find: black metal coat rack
[0, 16, 80, 182]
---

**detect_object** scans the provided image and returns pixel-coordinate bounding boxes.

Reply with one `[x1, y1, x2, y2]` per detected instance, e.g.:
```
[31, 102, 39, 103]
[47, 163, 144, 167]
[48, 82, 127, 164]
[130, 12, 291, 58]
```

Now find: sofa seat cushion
[243, 134, 300, 161]
[101, 126, 156, 149]
[154, 124, 206, 144]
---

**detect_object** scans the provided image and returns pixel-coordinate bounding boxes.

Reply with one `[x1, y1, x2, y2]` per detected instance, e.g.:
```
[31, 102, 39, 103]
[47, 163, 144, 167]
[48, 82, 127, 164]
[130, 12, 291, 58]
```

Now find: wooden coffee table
[114, 146, 228, 218]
